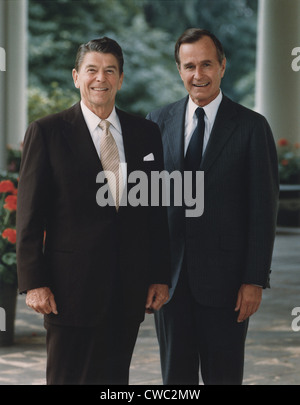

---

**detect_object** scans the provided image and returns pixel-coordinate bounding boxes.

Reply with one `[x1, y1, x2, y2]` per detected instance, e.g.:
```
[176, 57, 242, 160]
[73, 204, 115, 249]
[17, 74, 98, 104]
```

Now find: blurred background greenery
[27, 0, 258, 122]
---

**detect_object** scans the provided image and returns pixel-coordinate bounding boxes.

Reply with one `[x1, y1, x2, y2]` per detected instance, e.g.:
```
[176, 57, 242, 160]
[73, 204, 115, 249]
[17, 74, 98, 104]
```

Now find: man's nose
[96, 71, 105, 81]
[194, 66, 203, 80]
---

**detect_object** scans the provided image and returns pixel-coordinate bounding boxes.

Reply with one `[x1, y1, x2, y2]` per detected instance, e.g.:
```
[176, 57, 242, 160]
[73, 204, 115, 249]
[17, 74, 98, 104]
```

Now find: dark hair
[175, 28, 225, 67]
[74, 37, 124, 74]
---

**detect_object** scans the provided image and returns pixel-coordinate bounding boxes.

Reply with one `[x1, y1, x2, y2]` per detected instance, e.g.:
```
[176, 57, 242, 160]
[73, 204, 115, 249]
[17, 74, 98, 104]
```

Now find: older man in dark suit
[17, 37, 170, 385]
[147, 28, 279, 385]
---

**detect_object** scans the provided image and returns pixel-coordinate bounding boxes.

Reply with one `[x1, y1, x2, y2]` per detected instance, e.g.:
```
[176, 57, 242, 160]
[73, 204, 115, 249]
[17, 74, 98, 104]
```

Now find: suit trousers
[45, 311, 140, 385]
[154, 264, 249, 385]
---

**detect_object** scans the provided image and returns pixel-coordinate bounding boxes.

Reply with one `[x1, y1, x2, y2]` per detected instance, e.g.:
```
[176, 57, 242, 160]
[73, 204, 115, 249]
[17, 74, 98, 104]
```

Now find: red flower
[4, 195, 17, 211]
[2, 228, 17, 244]
[277, 138, 289, 147]
[281, 159, 289, 166]
[0, 180, 16, 193]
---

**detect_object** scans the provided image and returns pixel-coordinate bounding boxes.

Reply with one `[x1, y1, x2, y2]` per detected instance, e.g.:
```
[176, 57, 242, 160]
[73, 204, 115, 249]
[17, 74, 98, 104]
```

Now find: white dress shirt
[184, 90, 223, 157]
[80, 100, 127, 184]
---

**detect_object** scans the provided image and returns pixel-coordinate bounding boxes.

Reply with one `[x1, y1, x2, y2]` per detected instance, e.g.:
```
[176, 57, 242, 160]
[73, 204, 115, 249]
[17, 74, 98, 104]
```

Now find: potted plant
[277, 138, 300, 184]
[276, 138, 300, 227]
[0, 171, 18, 346]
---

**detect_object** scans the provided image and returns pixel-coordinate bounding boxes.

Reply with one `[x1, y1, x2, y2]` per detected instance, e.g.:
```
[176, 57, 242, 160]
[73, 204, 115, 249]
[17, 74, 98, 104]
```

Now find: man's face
[177, 36, 226, 107]
[72, 51, 124, 118]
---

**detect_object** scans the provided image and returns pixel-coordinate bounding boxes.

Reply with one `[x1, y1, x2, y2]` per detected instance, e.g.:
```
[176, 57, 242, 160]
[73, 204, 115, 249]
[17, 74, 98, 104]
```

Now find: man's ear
[117, 72, 124, 91]
[176, 63, 183, 81]
[72, 68, 80, 89]
[220, 57, 226, 78]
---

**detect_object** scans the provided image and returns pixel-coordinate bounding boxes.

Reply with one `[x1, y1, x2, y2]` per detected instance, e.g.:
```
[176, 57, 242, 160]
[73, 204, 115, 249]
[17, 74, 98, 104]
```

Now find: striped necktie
[99, 120, 123, 210]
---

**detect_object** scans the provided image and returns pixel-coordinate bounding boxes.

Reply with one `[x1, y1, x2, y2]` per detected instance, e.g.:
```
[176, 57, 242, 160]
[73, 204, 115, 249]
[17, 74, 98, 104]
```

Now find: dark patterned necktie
[185, 107, 205, 171]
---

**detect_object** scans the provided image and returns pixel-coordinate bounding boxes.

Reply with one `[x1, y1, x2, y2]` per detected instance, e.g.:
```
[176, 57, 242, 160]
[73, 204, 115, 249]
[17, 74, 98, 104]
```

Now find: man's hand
[26, 287, 58, 315]
[235, 283, 262, 322]
[145, 284, 169, 314]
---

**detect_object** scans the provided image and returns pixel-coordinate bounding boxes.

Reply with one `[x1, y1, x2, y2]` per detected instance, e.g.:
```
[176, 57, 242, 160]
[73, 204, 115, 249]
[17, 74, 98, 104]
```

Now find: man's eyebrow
[182, 62, 194, 68]
[105, 65, 118, 70]
[84, 64, 118, 70]
[183, 59, 213, 68]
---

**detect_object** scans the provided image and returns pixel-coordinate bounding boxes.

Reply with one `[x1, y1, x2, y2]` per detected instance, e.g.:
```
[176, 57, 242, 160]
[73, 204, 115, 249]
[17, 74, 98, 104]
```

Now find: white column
[0, 0, 27, 169]
[255, 0, 300, 143]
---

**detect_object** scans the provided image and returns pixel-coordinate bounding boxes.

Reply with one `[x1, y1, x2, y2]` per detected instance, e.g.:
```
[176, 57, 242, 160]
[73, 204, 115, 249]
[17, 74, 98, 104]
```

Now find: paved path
[0, 227, 299, 385]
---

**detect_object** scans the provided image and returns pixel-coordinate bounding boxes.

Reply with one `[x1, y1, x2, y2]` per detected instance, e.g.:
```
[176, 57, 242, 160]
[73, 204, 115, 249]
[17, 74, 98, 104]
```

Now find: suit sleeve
[17, 121, 52, 293]
[244, 116, 279, 288]
[147, 122, 172, 287]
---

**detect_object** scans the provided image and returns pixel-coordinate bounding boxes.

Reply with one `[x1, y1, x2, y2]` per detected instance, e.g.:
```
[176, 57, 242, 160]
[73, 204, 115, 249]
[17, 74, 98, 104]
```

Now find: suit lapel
[61, 102, 103, 176]
[162, 95, 238, 175]
[200, 95, 238, 173]
[62, 104, 141, 178]
[163, 97, 188, 172]
[62, 105, 144, 211]
[116, 108, 142, 178]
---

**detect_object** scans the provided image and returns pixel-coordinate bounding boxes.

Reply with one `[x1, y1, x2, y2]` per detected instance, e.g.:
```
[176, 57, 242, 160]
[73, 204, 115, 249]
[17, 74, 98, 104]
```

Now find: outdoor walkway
[0, 226, 299, 385]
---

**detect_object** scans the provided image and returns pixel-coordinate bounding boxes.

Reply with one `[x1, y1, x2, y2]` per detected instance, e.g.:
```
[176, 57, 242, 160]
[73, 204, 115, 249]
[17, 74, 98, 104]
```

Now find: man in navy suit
[147, 28, 279, 385]
[17, 37, 170, 385]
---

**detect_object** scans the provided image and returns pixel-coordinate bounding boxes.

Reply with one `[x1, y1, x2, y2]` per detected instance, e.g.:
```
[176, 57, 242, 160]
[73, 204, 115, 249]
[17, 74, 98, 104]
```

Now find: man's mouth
[193, 82, 209, 88]
[91, 87, 109, 92]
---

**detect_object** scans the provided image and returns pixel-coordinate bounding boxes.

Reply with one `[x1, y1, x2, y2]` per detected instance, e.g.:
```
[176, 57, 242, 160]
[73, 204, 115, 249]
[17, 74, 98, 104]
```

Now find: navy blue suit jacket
[147, 95, 279, 308]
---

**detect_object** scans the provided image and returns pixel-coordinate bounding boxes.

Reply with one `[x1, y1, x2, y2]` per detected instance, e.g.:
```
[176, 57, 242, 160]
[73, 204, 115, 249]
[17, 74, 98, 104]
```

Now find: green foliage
[7, 148, 22, 173]
[28, 82, 79, 123]
[116, 15, 186, 114]
[28, 0, 143, 92]
[277, 140, 300, 184]
[143, 0, 258, 105]
[28, 0, 258, 119]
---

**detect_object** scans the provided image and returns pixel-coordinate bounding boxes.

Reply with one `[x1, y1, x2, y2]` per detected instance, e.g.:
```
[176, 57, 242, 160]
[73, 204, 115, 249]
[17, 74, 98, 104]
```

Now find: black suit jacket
[17, 102, 171, 326]
[147, 95, 279, 308]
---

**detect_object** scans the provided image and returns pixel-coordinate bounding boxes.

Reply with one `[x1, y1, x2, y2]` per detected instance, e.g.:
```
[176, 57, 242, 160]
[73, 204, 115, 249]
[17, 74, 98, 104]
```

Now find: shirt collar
[187, 90, 223, 124]
[80, 100, 121, 134]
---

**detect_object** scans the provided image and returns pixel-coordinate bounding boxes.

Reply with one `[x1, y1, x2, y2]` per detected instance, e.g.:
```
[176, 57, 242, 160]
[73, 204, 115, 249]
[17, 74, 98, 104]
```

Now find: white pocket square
[143, 153, 155, 161]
